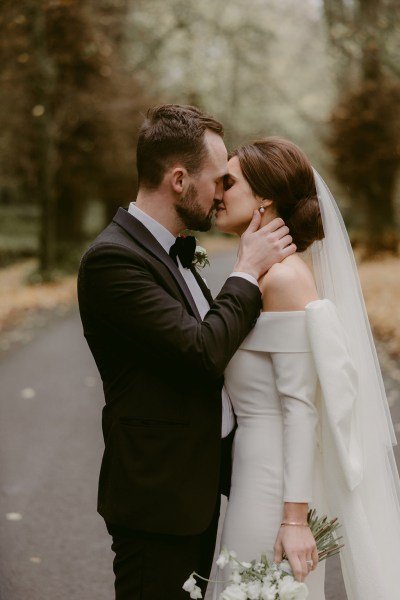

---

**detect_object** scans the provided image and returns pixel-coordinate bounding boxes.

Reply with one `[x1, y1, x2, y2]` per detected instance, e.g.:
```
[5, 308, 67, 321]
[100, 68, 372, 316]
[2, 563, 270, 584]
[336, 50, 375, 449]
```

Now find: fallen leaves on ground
[0, 259, 77, 335]
[358, 255, 400, 358]
[0, 253, 399, 358]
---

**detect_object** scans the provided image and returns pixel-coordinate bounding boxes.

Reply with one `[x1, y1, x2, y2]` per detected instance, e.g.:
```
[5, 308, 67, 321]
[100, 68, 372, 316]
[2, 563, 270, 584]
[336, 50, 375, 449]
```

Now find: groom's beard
[175, 183, 213, 232]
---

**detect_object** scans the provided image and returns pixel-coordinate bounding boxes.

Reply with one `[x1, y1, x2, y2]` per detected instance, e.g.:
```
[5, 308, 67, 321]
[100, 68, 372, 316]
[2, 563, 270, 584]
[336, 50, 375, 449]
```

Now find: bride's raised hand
[273, 523, 318, 582]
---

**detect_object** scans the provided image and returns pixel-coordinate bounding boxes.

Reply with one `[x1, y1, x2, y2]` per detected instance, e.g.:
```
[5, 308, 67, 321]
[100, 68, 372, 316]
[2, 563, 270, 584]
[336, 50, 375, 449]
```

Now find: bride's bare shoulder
[260, 254, 318, 312]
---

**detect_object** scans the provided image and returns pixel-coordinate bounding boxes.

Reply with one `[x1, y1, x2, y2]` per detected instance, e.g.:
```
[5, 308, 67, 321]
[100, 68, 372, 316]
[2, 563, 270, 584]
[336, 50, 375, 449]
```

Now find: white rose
[183, 574, 197, 593]
[261, 583, 278, 600]
[190, 586, 202, 599]
[231, 570, 242, 584]
[279, 576, 309, 600]
[220, 583, 247, 600]
[182, 574, 203, 599]
[245, 579, 262, 599]
[216, 548, 231, 569]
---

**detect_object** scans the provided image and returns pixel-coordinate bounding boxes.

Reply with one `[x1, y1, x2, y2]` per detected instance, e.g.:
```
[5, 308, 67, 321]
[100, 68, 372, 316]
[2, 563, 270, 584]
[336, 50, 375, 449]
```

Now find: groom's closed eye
[223, 176, 233, 191]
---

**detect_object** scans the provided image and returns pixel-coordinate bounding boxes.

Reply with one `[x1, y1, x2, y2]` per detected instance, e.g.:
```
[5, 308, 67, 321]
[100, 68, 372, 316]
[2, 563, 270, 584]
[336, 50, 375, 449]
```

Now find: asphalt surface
[0, 310, 113, 599]
[0, 250, 399, 599]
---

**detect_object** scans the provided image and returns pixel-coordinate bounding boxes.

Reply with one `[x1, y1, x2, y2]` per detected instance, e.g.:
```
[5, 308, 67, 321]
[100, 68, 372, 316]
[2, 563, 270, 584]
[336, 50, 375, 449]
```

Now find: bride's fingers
[286, 553, 305, 582]
[305, 556, 313, 572]
[311, 547, 319, 570]
[273, 540, 284, 564]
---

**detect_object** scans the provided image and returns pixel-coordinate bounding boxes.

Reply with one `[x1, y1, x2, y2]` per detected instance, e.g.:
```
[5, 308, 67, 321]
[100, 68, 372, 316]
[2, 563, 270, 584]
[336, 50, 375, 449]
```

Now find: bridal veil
[310, 170, 400, 598]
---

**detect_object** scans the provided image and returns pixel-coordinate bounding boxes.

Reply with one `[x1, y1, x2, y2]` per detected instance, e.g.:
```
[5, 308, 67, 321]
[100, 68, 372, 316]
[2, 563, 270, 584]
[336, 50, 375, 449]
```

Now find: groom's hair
[136, 104, 224, 190]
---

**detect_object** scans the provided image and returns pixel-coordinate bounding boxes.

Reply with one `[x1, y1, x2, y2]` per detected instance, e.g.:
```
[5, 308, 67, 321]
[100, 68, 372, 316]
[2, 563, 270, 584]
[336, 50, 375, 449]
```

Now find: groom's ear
[170, 165, 189, 194]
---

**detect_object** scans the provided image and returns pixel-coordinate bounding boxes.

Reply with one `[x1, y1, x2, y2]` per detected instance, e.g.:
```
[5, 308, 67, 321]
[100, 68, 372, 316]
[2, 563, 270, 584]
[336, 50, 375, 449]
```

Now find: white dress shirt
[128, 202, 258, 437]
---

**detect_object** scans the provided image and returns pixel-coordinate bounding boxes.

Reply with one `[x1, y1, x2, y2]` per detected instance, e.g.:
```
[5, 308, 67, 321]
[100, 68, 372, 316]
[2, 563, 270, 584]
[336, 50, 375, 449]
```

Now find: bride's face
[215, 156, 259, 236]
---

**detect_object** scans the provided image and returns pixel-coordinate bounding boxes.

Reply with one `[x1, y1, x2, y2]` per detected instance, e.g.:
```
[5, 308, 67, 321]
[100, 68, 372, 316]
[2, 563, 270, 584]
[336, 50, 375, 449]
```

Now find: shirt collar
[128, 202, 175, 254]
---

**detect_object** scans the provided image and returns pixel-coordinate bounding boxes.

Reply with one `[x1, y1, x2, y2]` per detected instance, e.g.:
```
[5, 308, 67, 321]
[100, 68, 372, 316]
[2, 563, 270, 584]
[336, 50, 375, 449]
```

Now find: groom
[78, 104, 295, 599]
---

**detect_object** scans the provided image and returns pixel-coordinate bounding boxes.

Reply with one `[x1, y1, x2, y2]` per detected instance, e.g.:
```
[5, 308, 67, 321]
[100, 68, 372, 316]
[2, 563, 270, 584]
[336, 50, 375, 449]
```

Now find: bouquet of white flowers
[183, 509, 343, 600]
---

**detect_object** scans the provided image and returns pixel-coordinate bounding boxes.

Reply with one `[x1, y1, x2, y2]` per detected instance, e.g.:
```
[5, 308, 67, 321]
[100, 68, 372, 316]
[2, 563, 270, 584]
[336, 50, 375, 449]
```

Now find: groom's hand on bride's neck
[234, 211, 296, 280]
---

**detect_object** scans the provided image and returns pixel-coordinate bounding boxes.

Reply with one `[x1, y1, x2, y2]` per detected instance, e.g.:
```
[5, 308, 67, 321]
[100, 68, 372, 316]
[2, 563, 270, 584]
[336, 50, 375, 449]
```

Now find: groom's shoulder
[86, 208, 140, 252]
[80, 210, 142, 269]
[90, 221, 130, 249]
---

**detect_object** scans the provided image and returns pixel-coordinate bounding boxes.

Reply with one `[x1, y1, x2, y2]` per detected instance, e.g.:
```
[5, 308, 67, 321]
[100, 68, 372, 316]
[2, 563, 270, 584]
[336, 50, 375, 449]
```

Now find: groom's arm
[79, 243, 261, 381]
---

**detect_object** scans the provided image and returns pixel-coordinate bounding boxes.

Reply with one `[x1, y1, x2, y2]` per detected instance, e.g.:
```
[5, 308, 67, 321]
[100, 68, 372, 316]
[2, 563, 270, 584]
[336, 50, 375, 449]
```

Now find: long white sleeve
[238, 310, 318, 503]
[271, 350, 318, 502]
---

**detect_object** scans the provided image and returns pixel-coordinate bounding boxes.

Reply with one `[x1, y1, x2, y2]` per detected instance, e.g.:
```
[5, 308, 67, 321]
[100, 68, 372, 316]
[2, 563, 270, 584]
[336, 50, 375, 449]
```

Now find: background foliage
[0, 0, 399, 274]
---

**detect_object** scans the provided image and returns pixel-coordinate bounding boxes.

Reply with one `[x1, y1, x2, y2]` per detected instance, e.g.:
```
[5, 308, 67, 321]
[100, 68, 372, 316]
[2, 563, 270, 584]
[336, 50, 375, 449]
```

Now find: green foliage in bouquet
[183, 509, 344, 599]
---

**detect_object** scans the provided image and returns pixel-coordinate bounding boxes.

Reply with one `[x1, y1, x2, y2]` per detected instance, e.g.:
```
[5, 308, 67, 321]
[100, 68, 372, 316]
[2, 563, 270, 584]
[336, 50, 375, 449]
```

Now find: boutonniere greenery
[193, 245, 210, 270]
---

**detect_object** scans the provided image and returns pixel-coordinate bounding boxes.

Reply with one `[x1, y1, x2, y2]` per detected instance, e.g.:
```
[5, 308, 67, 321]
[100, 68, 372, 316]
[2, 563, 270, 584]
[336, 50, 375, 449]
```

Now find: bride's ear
[257, 197, 274, 211]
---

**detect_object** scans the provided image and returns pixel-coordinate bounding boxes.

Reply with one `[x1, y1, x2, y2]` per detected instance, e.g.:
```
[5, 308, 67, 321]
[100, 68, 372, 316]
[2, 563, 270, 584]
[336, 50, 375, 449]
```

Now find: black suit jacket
[77, 208, 261, 536]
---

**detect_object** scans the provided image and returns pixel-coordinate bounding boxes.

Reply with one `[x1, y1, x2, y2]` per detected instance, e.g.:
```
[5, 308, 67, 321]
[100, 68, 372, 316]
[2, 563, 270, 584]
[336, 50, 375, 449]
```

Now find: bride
[212, 137, 400, 599]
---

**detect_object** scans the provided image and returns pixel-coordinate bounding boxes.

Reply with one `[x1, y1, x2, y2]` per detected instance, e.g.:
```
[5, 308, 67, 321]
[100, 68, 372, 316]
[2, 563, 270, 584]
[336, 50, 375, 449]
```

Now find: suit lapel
[113, 208, 202, 321]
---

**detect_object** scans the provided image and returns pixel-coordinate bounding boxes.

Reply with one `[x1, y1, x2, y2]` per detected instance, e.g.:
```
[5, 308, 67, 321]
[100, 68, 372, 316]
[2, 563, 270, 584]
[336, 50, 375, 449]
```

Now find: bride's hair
[231, 137, 324, 252]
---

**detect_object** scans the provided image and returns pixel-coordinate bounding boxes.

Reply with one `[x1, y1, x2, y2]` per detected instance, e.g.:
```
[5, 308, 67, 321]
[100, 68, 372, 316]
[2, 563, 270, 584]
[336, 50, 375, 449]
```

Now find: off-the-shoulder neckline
[259, 299, 331, 317]
[259, 310, 305, 317]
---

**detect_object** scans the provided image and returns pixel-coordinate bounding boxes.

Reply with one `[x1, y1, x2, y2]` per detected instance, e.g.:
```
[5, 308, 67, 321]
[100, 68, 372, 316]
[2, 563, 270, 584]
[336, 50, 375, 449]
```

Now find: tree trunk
[31, 4, 57, 276]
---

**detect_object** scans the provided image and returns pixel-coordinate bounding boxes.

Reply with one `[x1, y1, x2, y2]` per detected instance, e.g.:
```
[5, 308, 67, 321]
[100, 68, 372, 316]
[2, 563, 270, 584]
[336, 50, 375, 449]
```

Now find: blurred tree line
[325, 0, 400, 253]
[0, 0, 399, 276]
[0, 0, 151, 276]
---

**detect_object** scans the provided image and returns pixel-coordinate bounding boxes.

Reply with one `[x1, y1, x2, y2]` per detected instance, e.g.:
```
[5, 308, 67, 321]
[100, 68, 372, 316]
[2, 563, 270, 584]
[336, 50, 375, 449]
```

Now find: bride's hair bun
[285, 194, 323, 253]
[232, 137, 324, 252]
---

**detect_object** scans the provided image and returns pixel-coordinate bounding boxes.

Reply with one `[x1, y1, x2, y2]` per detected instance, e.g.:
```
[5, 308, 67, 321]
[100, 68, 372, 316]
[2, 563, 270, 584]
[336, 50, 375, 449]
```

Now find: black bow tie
[169, 235, 196, 268]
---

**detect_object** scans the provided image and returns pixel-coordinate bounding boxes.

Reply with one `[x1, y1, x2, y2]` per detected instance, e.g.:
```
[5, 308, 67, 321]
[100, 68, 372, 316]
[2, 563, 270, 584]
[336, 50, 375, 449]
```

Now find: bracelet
[280, 521, 308, 527]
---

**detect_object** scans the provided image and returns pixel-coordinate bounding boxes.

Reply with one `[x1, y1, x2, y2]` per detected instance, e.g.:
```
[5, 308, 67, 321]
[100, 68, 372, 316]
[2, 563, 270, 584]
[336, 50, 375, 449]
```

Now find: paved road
[0, 250, 399, 599]
[0, 311, 113, 599]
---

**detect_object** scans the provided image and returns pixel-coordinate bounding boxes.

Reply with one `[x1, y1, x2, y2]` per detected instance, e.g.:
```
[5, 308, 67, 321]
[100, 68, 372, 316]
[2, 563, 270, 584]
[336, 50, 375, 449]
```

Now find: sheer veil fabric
[310, 171, 400, 598]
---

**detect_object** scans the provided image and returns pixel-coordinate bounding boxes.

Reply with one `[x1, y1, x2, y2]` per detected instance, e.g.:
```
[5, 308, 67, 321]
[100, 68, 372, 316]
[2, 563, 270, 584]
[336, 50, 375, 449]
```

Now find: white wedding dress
[213, 298, 400, 600]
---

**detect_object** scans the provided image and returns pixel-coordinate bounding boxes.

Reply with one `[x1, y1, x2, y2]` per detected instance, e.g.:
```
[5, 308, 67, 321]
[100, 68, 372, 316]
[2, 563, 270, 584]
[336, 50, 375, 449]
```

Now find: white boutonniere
[192, 245, 210, 270]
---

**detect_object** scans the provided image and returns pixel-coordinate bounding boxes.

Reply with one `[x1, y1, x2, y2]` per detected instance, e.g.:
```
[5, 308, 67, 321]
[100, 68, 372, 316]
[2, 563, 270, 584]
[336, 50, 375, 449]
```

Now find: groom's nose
[215, 179, 224, 201]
